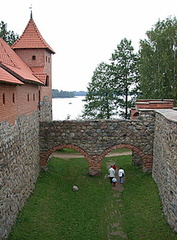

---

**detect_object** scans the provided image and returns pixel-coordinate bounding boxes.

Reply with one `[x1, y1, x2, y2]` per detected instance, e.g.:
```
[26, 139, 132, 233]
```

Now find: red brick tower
[12, 12, 55, 120]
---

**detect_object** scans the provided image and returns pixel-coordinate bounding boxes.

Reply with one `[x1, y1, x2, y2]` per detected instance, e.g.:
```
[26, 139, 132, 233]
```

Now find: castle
[0, 12, 54, 125]
[1, 13, 177, 239]
[0, 14, 54, 239]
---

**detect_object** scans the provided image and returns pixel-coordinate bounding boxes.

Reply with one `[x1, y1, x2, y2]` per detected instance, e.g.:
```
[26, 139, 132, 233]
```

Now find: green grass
[8, 155, 177, 240]
[56, 148, 79, 153]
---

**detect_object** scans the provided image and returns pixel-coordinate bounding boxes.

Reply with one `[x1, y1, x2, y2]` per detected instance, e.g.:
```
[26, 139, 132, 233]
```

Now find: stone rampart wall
[0, 112, 40, 239]
[2, 107, 177, 238]
[152, 109, 177, 232]
[40, 111, 155, 175]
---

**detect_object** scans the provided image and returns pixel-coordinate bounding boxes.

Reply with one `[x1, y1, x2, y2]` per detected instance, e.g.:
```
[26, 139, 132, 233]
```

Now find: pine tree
[0, 21, 19, 46]
[110, 38, 140, 119]
[82, 62, 117, 119]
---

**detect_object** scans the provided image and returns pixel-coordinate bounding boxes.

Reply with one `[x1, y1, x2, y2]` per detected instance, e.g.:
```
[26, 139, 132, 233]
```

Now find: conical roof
[12, 17, 55, 54]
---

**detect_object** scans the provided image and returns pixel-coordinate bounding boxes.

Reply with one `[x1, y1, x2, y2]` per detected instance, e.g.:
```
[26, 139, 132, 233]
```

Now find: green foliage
[110, 38, 140, 118]
[8, 154, 177, 240]
[82, 62, 117, 119]
[82, 39, 139, 119]
[0, 21, 19, 46]
[139, 17, 177, 101]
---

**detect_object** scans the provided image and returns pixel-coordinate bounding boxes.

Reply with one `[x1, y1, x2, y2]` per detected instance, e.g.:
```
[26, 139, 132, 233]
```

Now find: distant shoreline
[52, 89, 87, 98]
[52, 95, 86, 99]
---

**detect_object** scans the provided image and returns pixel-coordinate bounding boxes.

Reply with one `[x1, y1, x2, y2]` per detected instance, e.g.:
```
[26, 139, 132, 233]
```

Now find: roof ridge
[12, 18, 55, 54]
[0, 39, 20, 68]
[31, 19, 48, 48]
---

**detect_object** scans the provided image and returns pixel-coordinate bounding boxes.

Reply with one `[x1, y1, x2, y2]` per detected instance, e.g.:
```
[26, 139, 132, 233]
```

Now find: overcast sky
[1, 0, 177, 91]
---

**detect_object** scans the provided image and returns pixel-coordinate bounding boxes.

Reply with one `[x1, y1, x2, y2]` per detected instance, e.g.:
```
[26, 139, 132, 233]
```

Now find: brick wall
[0, 83, 39, 125]
[0, 83, 52, 125]
[131, 99, 174, 119]
[15, 49, 52, 102]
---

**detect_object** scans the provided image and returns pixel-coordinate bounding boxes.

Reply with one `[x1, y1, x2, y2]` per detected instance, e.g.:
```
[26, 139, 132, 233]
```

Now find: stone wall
[152, 109, 177, 232]
[39, 96, 52, 122]
[0, 112, 40, 239]
[1, 107, 177, 238]
[40, 111, 155, 175]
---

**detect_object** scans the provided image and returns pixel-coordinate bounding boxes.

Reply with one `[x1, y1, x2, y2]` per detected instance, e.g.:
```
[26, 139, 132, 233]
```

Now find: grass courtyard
[8, 150, 177, 240]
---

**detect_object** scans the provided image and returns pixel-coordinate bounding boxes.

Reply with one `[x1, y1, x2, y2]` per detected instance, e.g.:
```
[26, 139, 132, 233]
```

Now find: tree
[82, 39, 139, 119]
[0, 21, 19, 46]
[139, 17, 177, 101]
[82, 62, 117, 119]
[110, 38, 140, 119]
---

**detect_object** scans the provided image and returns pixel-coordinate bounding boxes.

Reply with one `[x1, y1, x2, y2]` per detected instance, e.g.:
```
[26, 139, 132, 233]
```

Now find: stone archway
[100, 143, 153, 172]
[40, 144, 91, 171]
[40, 143, 152, 175]
[40, 118, 154, 175]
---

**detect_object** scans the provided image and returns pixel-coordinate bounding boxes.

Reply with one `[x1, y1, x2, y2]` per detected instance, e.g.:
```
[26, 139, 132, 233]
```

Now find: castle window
[46, 56, 48, 62]
[12, 93, 15, 103]
[27, 93, 30, 102]
[32, 55, 36, 60]
[3, 92, 5, 105]
[45, 76, 49, 86]
[48, 57, 50, 63]
[33, 93, 35, 101]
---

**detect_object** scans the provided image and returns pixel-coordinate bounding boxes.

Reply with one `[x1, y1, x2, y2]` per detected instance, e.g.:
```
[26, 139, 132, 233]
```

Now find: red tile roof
[0, 38, 43, 85]
[0, 67, 24, 85]
[12, 18, 55, 54]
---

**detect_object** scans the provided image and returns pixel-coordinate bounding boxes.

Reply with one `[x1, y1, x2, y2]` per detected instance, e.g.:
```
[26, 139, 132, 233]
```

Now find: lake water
[52, 96, 86, 120]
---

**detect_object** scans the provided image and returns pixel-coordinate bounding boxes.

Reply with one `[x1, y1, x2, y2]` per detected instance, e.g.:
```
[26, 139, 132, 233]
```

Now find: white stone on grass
[72, 185, 79, 191]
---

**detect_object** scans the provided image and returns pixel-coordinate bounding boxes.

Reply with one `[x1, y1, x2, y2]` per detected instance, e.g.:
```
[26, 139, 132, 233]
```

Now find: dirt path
[51, 151, 131, 159]
[106, 159, 128, 239]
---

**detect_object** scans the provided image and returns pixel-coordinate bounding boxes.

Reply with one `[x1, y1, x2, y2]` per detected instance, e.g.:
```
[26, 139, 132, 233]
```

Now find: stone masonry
[39, 110, 155, 175]
[0, 112, 40, 239]
[153, 109, 177, 232]
[1, 108, 177, 238]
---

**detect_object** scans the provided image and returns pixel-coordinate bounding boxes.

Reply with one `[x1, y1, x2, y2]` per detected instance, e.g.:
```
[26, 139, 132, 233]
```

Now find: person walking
[108, 166, 115, 184]
[118, 167, 125, 184]
[112, 163, 116, 172]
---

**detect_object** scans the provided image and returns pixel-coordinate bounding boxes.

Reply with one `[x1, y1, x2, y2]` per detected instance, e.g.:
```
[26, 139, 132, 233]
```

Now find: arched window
[33, 93, 35, 101]
[27, 93, 30, 102]
[32, 55, 36, 60]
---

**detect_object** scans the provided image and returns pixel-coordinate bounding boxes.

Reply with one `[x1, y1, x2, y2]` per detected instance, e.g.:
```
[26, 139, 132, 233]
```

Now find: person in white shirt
[108, 166, 115, 184]
[118, 167, 125, 184]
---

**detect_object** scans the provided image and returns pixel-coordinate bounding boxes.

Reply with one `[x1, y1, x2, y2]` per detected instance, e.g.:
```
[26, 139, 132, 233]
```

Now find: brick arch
[40, 144, 90, 169]
[100, 143, 152, 172]
[40, 119, 154, 175]
[101, 143, 144, 158]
